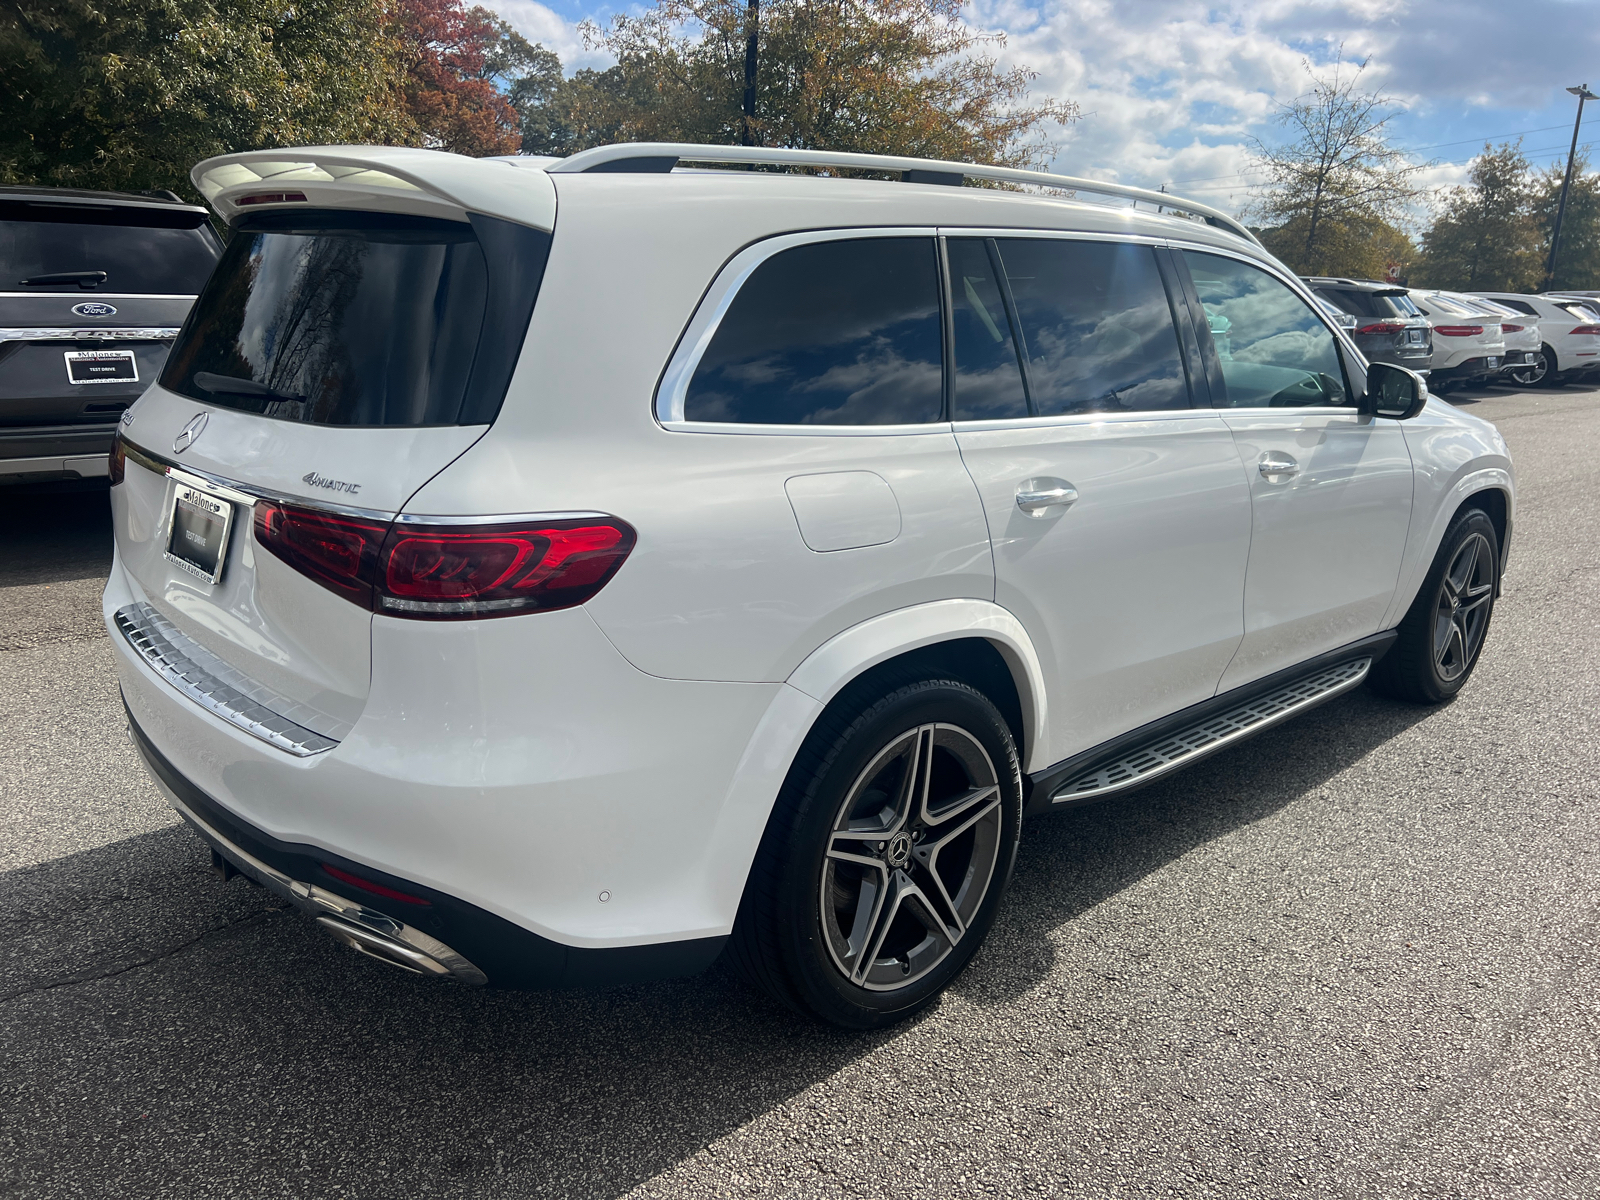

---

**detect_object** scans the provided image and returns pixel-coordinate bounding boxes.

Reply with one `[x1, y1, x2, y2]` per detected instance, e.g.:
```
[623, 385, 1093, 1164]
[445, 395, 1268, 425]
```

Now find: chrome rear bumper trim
[113, 601, 346, 756]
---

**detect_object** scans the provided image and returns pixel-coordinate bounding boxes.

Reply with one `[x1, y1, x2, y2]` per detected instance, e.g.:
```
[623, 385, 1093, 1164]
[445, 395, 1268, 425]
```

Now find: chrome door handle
[1258, 454, 1299, 479]
[1015, 482, 1079, 515]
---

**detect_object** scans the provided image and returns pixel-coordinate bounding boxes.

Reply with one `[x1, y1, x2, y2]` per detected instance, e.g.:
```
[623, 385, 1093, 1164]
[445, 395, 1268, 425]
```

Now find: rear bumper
[0, 422, 116, 480]
[127, 702, 728, 989]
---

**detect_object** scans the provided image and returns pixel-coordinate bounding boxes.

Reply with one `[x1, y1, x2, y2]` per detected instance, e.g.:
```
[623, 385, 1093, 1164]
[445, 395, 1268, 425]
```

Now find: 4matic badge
[302, 471, 362, 496]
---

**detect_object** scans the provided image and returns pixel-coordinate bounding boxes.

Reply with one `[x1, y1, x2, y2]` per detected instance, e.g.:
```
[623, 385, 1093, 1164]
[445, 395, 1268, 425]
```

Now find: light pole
[1545, 84, 1598, 290]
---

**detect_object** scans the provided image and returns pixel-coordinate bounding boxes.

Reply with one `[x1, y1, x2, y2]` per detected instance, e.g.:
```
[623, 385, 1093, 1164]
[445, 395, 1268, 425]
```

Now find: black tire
[729, 676, 1023, 1029]
[1369, 507, 1499, 704]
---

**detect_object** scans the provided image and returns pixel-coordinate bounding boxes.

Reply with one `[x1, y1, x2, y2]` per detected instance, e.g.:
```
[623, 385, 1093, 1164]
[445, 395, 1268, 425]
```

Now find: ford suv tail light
[254, 501, 635, 619]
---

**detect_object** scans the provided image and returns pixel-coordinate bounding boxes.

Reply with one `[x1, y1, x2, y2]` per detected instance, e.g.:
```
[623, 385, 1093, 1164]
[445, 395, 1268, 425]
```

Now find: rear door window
[0, 200, 219, 294]
[683, 237, 944, 425]
[161, 211, 549, 427]
[995, 238, 1190, 416]
[1183, 251, 1352, 408]
[947, 238, 1028, 420]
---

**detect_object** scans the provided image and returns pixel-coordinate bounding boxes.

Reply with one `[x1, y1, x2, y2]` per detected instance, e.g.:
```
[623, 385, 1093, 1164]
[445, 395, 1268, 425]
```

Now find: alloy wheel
[1433, 532, 1495, 682]
[820, 723, 1003, 991]
[1510, 351, 1548, 387]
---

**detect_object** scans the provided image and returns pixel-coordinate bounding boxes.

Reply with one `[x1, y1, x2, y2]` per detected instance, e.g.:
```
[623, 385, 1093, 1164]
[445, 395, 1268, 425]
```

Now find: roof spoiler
[549, 143, 1261, 247]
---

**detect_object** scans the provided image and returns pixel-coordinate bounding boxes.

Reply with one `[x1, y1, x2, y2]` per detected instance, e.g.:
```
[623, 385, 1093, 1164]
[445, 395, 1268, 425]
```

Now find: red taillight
[252, 501, 635, 620]
[1571, 324, 1600, 335]
[1501, 323, 1524, 332]
[253, 501, 388, 607]
[1432, 325, 1484, 337]
[321, 863, 431, 906]
[378, 519, 635, 619]
[108, 434, 126, 485]
[1356, 322, 1406, 335]
[236, 192, 308, 206]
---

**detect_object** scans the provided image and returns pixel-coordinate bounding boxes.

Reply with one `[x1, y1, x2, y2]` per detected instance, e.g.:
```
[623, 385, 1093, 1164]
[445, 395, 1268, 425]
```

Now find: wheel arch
[699, 601, 1050, 938]
[1383, 465, 1515, 628]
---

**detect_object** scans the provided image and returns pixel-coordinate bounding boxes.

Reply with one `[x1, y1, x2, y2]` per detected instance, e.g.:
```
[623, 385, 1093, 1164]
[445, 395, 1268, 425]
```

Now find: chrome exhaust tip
[316, 916, 456, 978]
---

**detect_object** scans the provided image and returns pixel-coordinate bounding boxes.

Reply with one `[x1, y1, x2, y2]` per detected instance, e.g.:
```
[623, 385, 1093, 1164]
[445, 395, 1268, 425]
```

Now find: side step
[1046, 657, 1372, 807]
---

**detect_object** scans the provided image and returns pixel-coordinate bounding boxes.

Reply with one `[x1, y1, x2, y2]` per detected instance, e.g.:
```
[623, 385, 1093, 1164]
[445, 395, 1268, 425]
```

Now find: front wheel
[730, 678, 1023, 1028]
[1370, 508, 1499, 704]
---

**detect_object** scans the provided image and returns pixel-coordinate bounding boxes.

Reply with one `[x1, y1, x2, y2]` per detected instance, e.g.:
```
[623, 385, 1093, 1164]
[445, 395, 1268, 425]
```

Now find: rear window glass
[1319, 288, 1415, 319]
[683, 238, 944, 425]
[163, 213, 496, 427]
[1495, 298, 1539, 316]
[0, 201, 219, 294]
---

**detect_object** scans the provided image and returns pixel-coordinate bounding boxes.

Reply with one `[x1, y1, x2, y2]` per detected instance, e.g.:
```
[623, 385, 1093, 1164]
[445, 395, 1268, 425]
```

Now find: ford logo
[72, 302, 117, 317]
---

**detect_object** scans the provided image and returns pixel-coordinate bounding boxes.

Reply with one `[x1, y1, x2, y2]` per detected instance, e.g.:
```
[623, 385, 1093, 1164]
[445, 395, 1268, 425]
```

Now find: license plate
[1406, 330, 1424, 344]
[1486, 356, 1501, 369]
[164, 478, 235, 585]
[65, 350, 137, 385]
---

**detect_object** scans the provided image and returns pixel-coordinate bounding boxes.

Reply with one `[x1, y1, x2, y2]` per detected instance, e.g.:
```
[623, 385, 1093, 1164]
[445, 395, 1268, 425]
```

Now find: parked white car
[106, 144, 1514, 1027]
[1475, 292, 1600, 385]
[1406, 289, 1507, 389]
[1461, 295, 1543, 380]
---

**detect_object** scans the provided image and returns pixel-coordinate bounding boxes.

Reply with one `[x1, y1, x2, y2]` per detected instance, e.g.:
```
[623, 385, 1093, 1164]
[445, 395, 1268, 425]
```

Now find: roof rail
[548, 143, 1260, 246]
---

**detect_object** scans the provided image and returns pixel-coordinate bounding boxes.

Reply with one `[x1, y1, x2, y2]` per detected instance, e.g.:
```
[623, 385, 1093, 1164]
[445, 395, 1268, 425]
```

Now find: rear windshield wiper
[193, 372, 305, 404]
[21, 270, 108, 289]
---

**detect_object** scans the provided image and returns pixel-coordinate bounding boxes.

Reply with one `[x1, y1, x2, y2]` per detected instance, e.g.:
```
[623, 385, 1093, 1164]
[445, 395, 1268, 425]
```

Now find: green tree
[513, 0, 1076, 166]
[0, 0, 414, 199]
[1250, 57, 1424, 276]
[1535, 150, 1600, 291]
[1413, 142, 1539, 291]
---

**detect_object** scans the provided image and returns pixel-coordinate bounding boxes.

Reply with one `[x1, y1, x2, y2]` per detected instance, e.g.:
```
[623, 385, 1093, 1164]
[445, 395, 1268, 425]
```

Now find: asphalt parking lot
[2, 383, 1598, 1199]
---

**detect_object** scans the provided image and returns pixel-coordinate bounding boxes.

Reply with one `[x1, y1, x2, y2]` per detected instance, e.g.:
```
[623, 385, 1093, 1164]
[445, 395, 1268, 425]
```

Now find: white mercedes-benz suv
[106, 144, 1514, 1028]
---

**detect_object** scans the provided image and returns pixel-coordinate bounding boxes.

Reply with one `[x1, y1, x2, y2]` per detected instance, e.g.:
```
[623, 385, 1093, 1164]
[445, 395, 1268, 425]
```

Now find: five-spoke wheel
[821, 723, 1004, 991]
[730, 676, 1022, 1028]
[1371, 507, 1500, 704]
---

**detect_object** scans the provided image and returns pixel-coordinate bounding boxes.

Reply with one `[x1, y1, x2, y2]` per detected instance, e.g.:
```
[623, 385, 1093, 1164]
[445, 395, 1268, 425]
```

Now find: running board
[1037, 655, 1375, 810]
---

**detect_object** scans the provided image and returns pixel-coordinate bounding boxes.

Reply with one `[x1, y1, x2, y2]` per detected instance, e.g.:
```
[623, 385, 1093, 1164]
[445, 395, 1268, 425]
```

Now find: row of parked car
[1305, 276, 1600, 391]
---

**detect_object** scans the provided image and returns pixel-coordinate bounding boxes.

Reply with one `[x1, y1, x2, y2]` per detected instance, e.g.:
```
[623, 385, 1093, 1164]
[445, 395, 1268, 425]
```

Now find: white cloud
[483, 0, 1597, 219]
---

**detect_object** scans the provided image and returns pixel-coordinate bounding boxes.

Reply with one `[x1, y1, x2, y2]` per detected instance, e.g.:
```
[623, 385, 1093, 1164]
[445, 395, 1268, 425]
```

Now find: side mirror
[1363, 361, 1428, 420]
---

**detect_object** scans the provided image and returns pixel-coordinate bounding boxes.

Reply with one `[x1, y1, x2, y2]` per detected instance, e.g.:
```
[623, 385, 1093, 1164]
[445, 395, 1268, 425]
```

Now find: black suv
[1302, 276, 1432, 376]
[1, 186, 221, 485]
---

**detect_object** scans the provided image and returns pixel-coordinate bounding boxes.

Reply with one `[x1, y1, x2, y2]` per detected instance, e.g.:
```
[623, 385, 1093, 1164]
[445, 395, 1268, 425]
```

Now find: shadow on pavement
[0, 684, 1435, 1198]
[0, 483, 113, 588]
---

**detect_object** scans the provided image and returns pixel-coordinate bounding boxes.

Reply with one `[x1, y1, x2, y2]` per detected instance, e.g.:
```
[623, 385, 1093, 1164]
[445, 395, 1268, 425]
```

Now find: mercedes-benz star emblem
[173, 412, 209, 454]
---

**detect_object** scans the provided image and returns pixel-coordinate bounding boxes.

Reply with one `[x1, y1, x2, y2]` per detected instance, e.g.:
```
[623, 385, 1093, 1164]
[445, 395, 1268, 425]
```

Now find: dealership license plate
[1486, 356, 1501, 369]
[1406, 330, 1425, 344]
[64, 350, 137, 385]
[164, 479, 235, 585]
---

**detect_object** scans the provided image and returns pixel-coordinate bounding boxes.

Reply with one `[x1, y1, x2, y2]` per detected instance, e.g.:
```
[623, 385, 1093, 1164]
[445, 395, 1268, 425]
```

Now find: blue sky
[490, 0, 1600, 223]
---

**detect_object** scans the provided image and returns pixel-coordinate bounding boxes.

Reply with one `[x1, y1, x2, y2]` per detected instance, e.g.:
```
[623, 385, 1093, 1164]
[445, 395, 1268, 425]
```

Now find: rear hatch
[0, 194, 219, 449]
[1313, 285, 1431, 365]
[111, 205, 551, 739]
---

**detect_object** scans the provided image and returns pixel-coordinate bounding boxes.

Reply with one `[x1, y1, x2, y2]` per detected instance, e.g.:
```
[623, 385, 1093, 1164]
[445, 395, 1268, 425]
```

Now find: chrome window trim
[952, 409, 1225, 434]
[0, 326, 182, 343]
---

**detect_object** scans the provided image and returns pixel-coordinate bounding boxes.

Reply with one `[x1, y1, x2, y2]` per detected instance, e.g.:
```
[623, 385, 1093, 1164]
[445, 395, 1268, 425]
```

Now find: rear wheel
[730, 677, 1023, 1028]
[1508, 344, 1553, 387]
[1370, 508, 1499, 704]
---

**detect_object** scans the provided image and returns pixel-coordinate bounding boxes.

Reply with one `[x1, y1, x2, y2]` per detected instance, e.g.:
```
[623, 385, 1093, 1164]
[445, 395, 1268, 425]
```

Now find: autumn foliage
[395, 0, 522, 157]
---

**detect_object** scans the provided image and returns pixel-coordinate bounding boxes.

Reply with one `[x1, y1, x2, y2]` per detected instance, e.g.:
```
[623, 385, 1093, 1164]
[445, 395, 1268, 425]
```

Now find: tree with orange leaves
[395, 0, 527, 156]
